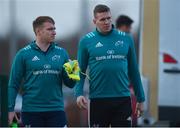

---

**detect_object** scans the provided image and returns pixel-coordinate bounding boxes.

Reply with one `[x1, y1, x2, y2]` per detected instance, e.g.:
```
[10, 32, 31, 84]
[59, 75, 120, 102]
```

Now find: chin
[49, 40, 54, 43]
[104, 27, 112, 31]
[51, 38, 55, 41]
[104, 29, 111, 33]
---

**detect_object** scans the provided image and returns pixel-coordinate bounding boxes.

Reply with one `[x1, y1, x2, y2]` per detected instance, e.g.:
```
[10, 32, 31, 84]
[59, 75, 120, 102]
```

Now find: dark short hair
[93, 4, 110, 17]
[33, 16, 55, 34]
[116, 15, 133, 28]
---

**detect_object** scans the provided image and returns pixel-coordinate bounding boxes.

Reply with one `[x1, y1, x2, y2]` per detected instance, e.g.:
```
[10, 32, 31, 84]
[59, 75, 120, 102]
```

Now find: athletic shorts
[90, 96, 132, 127]
[21, 110, 67, 127]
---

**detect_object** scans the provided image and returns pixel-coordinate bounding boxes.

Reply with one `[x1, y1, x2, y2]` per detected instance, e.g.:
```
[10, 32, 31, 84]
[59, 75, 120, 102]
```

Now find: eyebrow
[100, 16, 111, 21]
[47, 27, 56, 30]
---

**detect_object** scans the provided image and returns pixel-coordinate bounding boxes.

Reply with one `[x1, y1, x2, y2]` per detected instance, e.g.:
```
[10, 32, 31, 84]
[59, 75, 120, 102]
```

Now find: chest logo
[52, 55, 61, 61]
[44, 64, 51, 69]
[32, 56, 40, 61]
[107, 50, 114, 54]
[95, 42, 103, 48]
[115, 40, 124, 47]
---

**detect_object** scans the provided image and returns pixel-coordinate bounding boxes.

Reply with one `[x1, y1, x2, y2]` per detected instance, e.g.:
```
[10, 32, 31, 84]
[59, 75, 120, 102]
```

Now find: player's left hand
[63, 60, 80, 81]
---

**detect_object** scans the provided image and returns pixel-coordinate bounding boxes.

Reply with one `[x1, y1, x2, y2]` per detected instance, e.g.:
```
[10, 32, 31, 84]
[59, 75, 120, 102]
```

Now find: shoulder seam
[23, 45, 31, 51]
[86, 32, 95, 38]
[118, 30, 126, 36]
[55, 45, 62, 50]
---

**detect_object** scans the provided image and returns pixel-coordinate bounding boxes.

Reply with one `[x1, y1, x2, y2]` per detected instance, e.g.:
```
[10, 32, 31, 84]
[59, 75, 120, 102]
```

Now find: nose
[104, 18, 111, 24]
[53, 31, 56, 35]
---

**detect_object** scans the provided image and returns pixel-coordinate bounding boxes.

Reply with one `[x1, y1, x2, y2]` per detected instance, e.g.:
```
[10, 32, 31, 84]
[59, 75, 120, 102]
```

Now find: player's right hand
[8, 112, 20, 126]
[135, 102, 144, 118]
[8, 112, 15, 125]
[76, 96, 88, 109]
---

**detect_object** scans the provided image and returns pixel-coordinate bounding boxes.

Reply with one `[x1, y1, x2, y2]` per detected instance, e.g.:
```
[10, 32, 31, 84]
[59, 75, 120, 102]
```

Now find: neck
[36, 38, 51, 52]
[97, 28, 112, 35]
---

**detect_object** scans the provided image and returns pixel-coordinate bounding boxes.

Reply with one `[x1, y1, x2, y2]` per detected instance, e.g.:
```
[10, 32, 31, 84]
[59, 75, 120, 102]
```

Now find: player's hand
[63, 60, 80, 81]
[76, 96, 88, 109]
[8, 112, 15, 125]
[135, 102, 144, 118]
[9, 112, 20, 127]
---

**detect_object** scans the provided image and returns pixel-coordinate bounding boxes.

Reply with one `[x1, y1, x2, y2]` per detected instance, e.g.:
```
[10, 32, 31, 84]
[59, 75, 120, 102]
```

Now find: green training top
[75, 28, 145, 103]
[8, 41, 75, 112]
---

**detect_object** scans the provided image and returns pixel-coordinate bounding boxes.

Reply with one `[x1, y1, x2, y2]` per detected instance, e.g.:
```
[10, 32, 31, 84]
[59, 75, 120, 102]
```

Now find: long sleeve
[127, 36, 145, 103]
[8, 51, 24, 111]
[62, 68, 76, 88]
[75, 38, 89, 97]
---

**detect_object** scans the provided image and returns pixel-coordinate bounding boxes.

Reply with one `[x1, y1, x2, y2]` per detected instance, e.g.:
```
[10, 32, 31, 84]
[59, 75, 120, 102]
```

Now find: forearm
[62, 68, 77, 88]
[75, 73, 86, 96]
[128, 38, 145, 102]
[8, 86, 18, 111]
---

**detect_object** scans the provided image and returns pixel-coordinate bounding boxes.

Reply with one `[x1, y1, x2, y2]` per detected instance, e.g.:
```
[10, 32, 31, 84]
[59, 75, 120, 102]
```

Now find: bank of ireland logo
[44, 64, 51, 69]
[107, 50, 114, 54]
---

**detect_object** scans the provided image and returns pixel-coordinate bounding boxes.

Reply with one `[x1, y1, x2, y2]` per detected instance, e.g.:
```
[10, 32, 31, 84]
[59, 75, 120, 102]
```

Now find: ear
[93, 18, 96, 25]
[36, 27, 41, 35]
